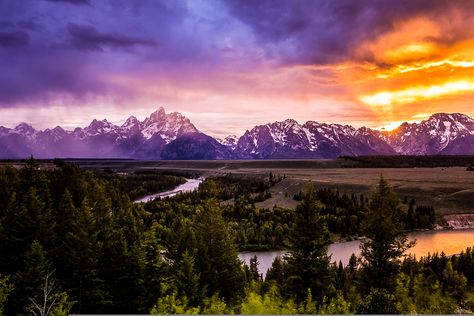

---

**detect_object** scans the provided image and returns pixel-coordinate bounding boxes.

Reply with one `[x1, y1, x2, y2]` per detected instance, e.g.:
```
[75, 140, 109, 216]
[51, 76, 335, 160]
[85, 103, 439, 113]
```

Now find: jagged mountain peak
[86, 118, 118, 134]
[428, 112, 473, 122]
[122, 116, 140, 129]
[381, 112, 474, 155]
[14, 123, 37, 138]
[0, 110, 473, 159]
[281, 118, 299, 125]
[140, 107, 199, 141]
[15, 122, 35, 131]
[217, 135, 239, 150]
[145, 106, 166, 125]
[43, 126, 66, 135]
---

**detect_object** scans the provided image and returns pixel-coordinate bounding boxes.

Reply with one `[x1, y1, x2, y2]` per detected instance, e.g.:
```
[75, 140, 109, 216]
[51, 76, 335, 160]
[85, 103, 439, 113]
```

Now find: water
[239, 229, 474, 277]
[133, 178, 203, 203]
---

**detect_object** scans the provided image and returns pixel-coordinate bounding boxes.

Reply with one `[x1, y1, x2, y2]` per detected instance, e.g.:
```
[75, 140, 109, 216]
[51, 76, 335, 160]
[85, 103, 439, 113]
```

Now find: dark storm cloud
[17, 20, 41, 30]
[0, 20, 40, 31]
[45, 0, 90, 5]
[68, 23, 157, 51]
[0, 0, 192, 107]
[0, 21, 16, 28]
[0, 30, 29, 47]
[0, 48, 112, 105]
[225, 0, 474, 65]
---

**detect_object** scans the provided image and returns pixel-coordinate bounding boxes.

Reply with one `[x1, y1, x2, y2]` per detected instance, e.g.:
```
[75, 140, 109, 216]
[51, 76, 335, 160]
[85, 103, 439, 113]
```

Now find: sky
[1, 0, 474, 137]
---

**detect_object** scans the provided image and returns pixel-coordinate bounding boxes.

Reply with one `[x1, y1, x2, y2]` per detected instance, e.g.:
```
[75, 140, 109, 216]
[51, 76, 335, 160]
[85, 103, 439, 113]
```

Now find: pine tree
[360, 176, 415, 292]
[10, 241, 50, 315]
[0, 193, 26, 275]
[264, 256, 287, 293]
[51, 190, 76, 280]
[64, 198, 111, 313]
[172, 250, 201, 307]
[285, 182, 333, 303]
[99, 225, 145, 313]
[194, 199, 245, 306]
[249, 255, 261, 282]
[140, 223, 168, 311]
[0, 274, 13, 316]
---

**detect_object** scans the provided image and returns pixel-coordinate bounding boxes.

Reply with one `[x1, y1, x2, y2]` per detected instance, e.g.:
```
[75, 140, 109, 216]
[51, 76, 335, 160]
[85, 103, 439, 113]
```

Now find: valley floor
[95, 160, 473, 216]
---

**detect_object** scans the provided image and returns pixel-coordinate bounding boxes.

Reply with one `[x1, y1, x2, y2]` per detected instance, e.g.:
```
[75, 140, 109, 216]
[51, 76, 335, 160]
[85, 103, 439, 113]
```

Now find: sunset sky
[1, 0, 474, 137]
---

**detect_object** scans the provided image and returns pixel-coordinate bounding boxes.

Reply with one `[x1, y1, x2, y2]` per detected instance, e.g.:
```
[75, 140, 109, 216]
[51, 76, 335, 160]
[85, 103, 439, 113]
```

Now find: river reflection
[239, 229, 474, 277]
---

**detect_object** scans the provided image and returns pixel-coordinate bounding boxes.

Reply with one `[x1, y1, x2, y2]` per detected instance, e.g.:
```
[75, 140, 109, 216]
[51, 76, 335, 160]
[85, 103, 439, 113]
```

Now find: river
[133, 178, 203, 203]
[239, 229, 474, 277]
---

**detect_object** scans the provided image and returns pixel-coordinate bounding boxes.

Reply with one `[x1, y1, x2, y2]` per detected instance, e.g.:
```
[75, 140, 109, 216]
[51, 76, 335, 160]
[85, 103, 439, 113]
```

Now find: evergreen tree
[99, 225, 146, 313]
[64, 198, 111, 313]
[194, 199, 245, 307]
[285, 182, 332, 303]
[0, 274, 12, 316]
[172, 251, 201, 307]
[51, 190, 76, 281]
[360, 176, 415, 292]
[249, 255, 261, 282]
[0, 167, 20, 214]
[140, 223, 168, 310]
[0, 193, 26, 275]
[264, 256, 287, 292]
[10, 241, 51, 315]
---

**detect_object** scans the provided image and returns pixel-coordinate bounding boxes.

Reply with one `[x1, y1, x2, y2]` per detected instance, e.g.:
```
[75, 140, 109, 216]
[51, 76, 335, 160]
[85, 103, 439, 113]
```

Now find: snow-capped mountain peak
[381, 113, 474, 154]
[143, 106, 166, 126]
[140, 107, 199, 142]
[0, 111, 473, 159]
[217, 135, 239, 150]
[14, 123, 37, 139]
[122, 116, 140, 129]
[85, 119, 119, 136]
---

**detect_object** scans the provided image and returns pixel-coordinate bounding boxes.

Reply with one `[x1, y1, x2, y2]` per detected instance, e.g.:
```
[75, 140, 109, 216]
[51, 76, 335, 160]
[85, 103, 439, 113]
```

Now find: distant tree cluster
[294, 187, 435, 238]
[96, 170, 186, 200]
[341, 155, 474, 168]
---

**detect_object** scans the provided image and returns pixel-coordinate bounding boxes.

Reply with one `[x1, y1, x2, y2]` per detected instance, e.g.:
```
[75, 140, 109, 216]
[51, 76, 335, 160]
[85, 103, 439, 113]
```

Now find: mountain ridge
[1, 108, 473, 159]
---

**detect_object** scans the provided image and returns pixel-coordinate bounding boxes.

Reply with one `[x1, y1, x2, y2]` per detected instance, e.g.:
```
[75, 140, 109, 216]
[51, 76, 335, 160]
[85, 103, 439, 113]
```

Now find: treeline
[225, 205, 293, 250]
[294, 187, 435, 238]
[0, 160, 472, 314]
[341, 155, 474, 168]
[95, 169, 186, 200]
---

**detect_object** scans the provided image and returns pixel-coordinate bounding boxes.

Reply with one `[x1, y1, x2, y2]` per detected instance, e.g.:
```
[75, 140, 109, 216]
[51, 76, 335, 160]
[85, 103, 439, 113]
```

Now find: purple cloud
[0, 30, 29, 47]
[46, 0, 90, 5]
[68, 23, 157, 51]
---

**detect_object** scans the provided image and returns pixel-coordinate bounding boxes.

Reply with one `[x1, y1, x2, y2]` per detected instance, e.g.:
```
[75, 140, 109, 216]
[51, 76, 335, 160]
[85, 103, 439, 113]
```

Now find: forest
[0, 159, 473, 314]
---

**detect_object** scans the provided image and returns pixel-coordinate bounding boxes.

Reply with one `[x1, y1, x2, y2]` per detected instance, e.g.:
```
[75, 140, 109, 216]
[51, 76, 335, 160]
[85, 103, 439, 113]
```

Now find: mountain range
[1, 107, 473, 159]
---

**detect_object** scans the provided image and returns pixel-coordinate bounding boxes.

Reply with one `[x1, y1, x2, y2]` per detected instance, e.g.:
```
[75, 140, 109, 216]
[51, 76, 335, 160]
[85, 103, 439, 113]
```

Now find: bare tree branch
[27, 269, 60, 316]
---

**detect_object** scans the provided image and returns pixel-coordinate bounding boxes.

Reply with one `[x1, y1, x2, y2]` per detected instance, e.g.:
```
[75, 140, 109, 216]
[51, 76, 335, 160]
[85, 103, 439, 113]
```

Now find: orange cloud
[356, 17, 442, 65]
[359, 80, 474, 108]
